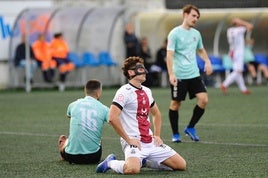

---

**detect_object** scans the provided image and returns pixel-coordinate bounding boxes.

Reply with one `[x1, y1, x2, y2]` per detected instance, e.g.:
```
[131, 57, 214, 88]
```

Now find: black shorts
[53, 57, 71, 66]
[248, 61, 259, 70]
[61, 147, 102, 164]
[170, 76, 207, 101]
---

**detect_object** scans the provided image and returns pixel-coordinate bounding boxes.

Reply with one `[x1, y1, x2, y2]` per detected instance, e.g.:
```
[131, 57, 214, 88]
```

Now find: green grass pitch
[0, 85, 267, 177]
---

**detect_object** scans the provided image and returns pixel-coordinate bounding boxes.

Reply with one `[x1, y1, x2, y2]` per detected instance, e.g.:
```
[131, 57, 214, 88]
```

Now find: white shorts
[120, 138, 176, 166]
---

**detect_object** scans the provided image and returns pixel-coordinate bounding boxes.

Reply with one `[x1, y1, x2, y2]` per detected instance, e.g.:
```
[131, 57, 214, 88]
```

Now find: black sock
[49, 69, 55, 78]
[60, 73, 66, 82]
[169, 109, 179, 135]
[43, 71, 52, 83]
[188, 105, 205, 128]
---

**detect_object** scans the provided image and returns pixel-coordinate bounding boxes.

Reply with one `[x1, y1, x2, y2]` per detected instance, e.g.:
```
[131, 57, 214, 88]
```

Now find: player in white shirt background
[221, 18, 253, 94]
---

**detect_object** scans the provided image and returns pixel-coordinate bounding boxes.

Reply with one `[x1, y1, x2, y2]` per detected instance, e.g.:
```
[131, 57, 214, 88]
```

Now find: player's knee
[170, 100, 180, 110]
[173, 159, 186, 171]
[202, 97, 208, 105]
[123, 166, 141, 174]
[178, 159, 187, 171]
[198, 95, 208, 107]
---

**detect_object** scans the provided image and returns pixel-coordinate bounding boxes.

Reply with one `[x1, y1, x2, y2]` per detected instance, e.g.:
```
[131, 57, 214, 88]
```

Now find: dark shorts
[52, 57, 71, 66]
[248, 61, 259, 70]
[170, 76, 207, 101]
[61, 146, 102, 164]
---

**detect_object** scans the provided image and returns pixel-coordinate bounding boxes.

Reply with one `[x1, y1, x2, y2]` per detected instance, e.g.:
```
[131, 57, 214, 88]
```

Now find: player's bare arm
[233, 18, 253, 31]
[166, 50, 177, 86]
[109, 104, 141, 150]
[150, 103, 163, 146]
[197, 48, 213, 75]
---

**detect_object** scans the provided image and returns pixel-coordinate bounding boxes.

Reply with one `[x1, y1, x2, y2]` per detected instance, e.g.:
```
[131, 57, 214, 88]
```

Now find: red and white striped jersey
[112, 83, 155, 143]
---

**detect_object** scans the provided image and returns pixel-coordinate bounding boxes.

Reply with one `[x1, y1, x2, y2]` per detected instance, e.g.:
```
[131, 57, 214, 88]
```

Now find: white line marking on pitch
[0, 131, 56, 137]
[0, 131, 267, 147]
[161, 123, 268, 127]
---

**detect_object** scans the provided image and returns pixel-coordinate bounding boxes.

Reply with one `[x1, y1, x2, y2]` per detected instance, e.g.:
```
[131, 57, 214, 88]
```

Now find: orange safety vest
[32, 40, 51, 62]
[32, 41, 56, 70]
[50, 38, 69, 59]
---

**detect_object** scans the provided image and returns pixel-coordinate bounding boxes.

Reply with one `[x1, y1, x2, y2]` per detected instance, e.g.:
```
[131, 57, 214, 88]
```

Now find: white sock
[109, 160, 125, 174]
[145, 160, 172, 171]
[223, 71, 238, 87]
[236, 74, 247, 91]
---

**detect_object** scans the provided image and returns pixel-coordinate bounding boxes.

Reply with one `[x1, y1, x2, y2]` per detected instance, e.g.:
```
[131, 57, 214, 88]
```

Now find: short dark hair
[54, 32, 63, 38]
[183, 4, 200, 17]
[122, 56, 144, 79]
[85, 79, 101, 95]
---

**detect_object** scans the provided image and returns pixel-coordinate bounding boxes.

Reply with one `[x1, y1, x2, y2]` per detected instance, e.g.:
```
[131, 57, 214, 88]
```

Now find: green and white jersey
[65, 96, 109, 155]
[167, 25, 203, 79]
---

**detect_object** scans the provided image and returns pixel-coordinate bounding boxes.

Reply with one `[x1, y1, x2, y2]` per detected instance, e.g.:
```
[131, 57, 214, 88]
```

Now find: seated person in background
[244, 38, 268, 84]
[155, 39, 168, 72]
[139, 36, 153, 87]
[58, 79, 109, 164]
[140, 37, 152, 70]
[32, 33, 57, 83]
[150, 38, 168, 87]
[14, 34, 38, 83]
[50, 32, 75, 90]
